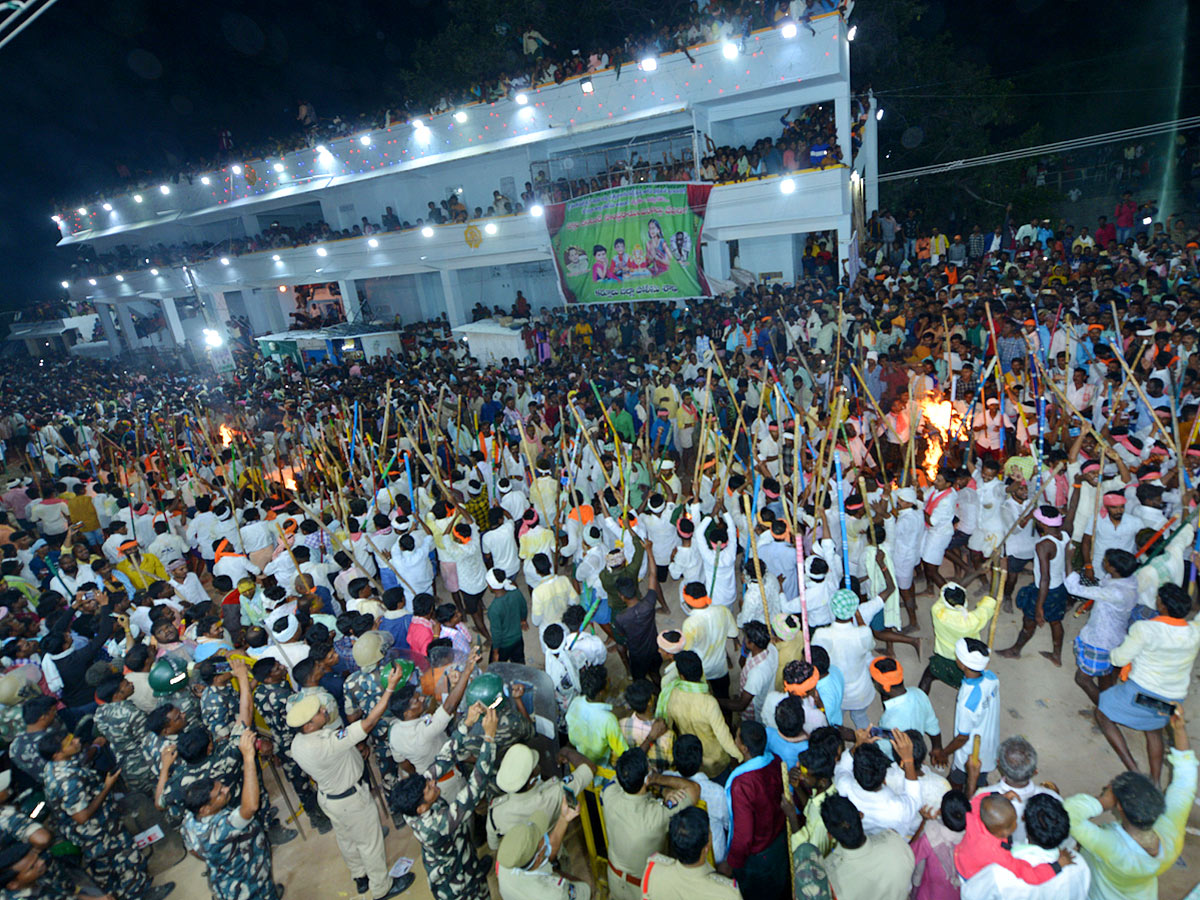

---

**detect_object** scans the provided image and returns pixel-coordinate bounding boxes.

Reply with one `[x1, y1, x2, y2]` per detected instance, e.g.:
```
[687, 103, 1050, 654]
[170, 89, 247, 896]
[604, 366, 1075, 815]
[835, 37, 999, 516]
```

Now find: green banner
[544, 183, 713, 304]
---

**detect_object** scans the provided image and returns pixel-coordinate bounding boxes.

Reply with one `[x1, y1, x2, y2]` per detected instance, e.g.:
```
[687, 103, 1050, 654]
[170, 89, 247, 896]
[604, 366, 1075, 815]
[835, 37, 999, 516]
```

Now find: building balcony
[54, 13, 851, 244]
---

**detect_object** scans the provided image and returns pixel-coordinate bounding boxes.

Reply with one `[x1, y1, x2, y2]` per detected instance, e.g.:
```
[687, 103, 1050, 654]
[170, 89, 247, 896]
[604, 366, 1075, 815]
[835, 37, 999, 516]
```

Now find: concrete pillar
[703, 240, 730, 280]
[160, 297, 185, 345]
[834, 92, 851, 176]
[96, 304, 121, 357]
[207, 291, 231, 339]
[440, 269, 466, 326]
[338, 279, 360, 323]
[865, 91, 879, 216]
[267, 287, 290, 333]
[116, 304, 140, 350]
[836, 215, 854, 281]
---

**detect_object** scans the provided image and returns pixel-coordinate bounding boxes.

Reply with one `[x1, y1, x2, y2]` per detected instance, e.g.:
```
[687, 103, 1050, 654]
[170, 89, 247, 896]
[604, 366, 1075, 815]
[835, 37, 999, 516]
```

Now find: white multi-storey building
[53, 7, 876, 357]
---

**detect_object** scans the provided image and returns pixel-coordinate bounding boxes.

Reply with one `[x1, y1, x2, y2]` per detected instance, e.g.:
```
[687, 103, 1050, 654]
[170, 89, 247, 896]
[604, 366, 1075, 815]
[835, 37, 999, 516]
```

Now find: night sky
[1, 0, 1196, 309]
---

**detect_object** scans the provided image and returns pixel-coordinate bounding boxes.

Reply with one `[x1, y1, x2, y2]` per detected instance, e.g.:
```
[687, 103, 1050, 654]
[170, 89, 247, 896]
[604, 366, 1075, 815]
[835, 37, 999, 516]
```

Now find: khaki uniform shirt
[641, 853, 741, 900]
[289, 720, 367, 795]
[497, 860, 590, 900]
[601, 785, 692, 900]
[487, 763, 593, 850]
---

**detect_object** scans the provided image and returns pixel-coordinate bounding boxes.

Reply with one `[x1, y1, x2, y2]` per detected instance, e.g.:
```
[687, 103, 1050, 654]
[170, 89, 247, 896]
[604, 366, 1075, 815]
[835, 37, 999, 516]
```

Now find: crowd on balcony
[54, 0, 844, 220]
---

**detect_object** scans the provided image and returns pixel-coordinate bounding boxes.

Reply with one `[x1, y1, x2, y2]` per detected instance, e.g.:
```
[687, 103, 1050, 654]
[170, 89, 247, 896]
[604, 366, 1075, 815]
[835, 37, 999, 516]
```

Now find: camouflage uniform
[405, 720, 497, 900]
[0, 804, 77, 899]
[200, 683, 241, 740]
[0, 704, 24, 747]
[156, 686, 200, 722]
[182, 806, 278, 900]
[459, 705, 534, 798]
[41, 757, 152, 900]
[159, 739, 244, 822]
[254, 682, 325, 827]
[343, 667, 398, 791]
[94, 700, 155, 794]
[8, 724, 65, 785]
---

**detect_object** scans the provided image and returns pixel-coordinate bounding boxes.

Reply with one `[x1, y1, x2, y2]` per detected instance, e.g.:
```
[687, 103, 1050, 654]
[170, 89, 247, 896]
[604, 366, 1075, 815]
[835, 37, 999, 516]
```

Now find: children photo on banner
[543, 183, 714, 304]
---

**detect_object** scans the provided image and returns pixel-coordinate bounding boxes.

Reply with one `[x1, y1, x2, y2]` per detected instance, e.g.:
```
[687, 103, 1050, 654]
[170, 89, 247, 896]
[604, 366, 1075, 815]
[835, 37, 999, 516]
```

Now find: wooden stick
[1112, 345, 1181, 458]
[987, 566, 1008, 649]
[742, 493, 771, 631]
[692, 365, 714, 492]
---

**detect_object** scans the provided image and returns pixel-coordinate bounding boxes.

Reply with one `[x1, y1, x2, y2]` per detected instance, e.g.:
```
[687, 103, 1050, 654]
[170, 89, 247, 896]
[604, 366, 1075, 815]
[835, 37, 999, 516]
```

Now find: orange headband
[683, 591, 712, 609]
[869, 656, 904, 690]
[784, 672, 819, 696]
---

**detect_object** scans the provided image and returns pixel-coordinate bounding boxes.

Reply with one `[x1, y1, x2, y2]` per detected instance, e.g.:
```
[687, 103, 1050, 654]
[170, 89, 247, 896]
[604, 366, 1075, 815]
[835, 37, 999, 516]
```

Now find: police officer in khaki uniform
[487, 743, 593, 850]
[641, 807, 741, 900]
[288, 663, 413, 900]
[601, 747, 699, 900]
[496, 801, 590, 900]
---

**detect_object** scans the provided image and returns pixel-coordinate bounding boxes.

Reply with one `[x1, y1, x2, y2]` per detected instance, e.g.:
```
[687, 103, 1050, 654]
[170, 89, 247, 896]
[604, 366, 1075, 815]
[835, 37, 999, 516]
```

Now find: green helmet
[463, 672, 504, 708]
[149, 656, 190, 696]
[379, 659, 415, 690]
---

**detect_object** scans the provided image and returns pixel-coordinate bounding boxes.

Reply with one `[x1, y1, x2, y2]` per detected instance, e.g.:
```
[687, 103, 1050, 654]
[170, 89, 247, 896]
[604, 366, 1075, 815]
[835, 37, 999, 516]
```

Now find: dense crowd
[1, 194, 1200, 900]
[66, 97, 853, 285]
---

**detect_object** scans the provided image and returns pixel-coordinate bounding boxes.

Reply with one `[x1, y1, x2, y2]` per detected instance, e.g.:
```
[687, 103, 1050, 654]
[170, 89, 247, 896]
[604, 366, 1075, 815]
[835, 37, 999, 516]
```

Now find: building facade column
[115, 303, 141, 351]
[338, 279, 361, 323]
[96, 304, 121, 357]
[864, 91, 879, 216]
[160, 297, 185, 345]
[439, 269, 466, 327]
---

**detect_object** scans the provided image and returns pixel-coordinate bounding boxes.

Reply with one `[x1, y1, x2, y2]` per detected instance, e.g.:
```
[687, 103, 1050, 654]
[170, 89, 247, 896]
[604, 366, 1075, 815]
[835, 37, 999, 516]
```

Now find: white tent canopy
[451, 319, 527, 366]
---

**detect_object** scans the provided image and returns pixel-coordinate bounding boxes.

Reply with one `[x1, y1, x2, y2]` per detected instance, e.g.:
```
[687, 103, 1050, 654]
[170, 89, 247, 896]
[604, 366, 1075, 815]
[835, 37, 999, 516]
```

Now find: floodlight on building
[847, 25, 857, 41]
[77, 207, 87, 215]
[232, 165, 243, 175]
[359, 135, 372, 146]
[220, 257, 230, 265]
[61, 281, 69, 289]
[581, 78, 594, 94]
[201, 176, 211, 185]
[484, 222, 498, 235]
[203, 329, 223, 348]
[530, 204, 544, 217]
[368, 238, 379, 248]
[781, 21, 797, 38]
[150, 268, 159, 275]
[640, 56, 658, 72]
[779, 178, 796, 195]
[316, 247, 328, 257]
[421, 226, 434, 238]
[102, 203, 113, 212]
[133, 194, 143, 203]
[159, 184, 170, 195]
[515, 92, 528, 105]
[722, 42, 738, 59]
[454, 111, 467, 123]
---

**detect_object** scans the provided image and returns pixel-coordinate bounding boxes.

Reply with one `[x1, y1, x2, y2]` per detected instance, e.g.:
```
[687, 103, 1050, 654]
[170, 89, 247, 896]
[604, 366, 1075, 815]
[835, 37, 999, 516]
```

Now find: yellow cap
[286, 694, 322, 728]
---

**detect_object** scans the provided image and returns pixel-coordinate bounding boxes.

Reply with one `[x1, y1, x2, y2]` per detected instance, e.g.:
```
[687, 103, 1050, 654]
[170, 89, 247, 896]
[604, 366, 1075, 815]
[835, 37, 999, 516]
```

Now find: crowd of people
[54, 0, 844, 221]
[65, 99, 852, 284]
[2, 193, 1200, 900]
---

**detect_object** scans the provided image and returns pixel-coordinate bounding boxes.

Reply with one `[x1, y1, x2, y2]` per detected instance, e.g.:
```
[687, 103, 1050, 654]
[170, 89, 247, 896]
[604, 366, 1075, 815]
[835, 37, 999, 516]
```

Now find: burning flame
[219, 425, 235, 448]
[919, 398, 959, 478]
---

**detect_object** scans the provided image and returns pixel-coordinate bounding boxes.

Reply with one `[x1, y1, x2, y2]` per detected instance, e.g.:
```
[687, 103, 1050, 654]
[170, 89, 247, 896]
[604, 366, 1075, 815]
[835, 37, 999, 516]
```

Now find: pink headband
[1114, 435, 1137, 454]
[1080, 460, 1101, 473]
[1033, 509, 1063, 527]
[1103, 494, 1127, 508]
[1139, 472, 1162, 483]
